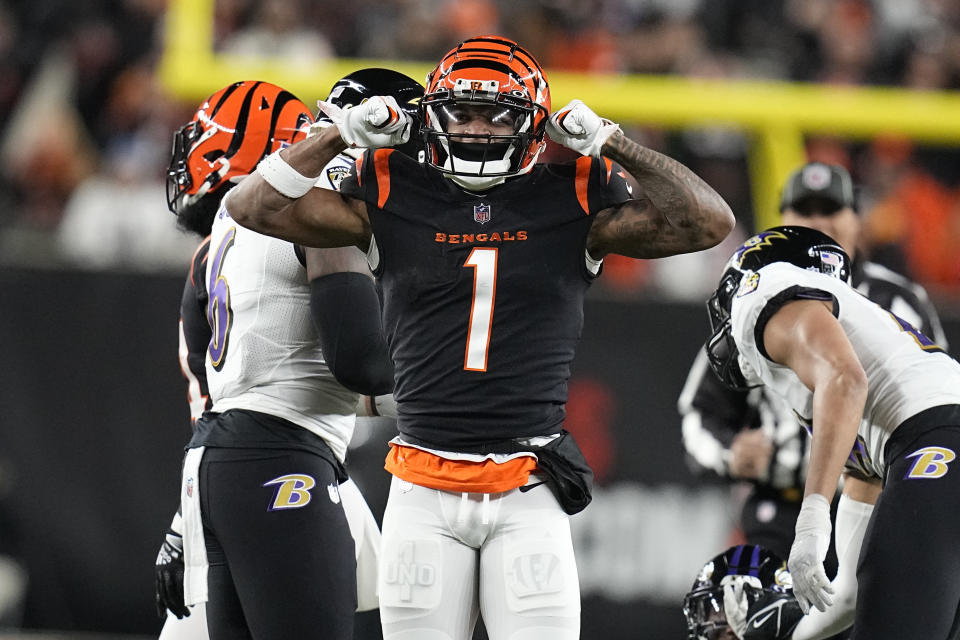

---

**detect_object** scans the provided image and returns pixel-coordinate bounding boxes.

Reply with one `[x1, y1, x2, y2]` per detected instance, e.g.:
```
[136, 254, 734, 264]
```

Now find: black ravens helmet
[683, 544, 795, 640]
[705, 226, 851, 389]
[320, 68, 425, 158]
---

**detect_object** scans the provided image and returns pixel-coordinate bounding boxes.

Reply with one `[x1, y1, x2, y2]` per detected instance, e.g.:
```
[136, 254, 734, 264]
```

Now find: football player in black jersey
[678, 162, 948, 640]
[155, 73, 422, 640]
[226, 35, 734, 640]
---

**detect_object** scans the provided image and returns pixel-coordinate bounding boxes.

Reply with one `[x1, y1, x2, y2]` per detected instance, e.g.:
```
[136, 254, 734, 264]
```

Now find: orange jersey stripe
[603, 157, 613, 183]
[575, 156, 592, 214]
[373, 149, 393, 208]
[384, 444, 538, 493]
[189, 236, 211, 287]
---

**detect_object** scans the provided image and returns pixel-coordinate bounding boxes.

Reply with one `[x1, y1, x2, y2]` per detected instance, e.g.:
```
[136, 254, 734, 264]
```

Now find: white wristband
[169, 510, 184, 536]
[256, 149, 316, 199]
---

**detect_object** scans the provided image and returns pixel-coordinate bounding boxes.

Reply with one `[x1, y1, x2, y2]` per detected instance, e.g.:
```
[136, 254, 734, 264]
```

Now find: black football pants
[200, 447, 357, 640]
[851, 424, 960, 640]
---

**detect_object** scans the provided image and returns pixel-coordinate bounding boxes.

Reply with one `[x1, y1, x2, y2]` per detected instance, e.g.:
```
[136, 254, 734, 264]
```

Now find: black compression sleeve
[310, 272, 394, 396]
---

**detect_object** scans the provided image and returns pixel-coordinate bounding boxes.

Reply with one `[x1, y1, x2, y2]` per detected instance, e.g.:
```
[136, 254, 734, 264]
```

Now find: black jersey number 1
[463, 247, 498, 372]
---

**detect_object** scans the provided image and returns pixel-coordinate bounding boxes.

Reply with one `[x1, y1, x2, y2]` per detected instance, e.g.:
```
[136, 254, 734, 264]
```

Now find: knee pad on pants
[501, 536, 579, 614]
[379, 537, 443, 613]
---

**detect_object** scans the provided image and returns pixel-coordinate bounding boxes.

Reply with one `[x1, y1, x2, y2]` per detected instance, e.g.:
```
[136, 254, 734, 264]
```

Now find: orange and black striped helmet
[167, 81, 312, 236]
[421, 36, 551, 188]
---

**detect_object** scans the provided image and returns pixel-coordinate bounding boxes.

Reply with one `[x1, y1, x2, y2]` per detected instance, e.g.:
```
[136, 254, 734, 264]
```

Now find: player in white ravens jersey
[155, 72, 423, 640]
[159, 161, 384, 639]
[678, 164, 946, 592]
[706, 226, 960, 640]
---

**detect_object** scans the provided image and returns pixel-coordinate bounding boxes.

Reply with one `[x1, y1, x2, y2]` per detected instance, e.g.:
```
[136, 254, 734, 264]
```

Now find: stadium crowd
[1, 0, 960, 300]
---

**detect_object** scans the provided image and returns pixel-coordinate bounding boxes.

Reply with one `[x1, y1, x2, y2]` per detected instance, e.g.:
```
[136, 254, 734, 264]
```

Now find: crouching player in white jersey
[705, 226, 960, 640]
[154, 72, 423, 640]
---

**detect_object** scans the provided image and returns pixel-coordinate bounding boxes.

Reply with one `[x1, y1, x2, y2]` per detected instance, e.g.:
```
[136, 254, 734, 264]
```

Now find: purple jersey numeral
[207, 228, 236, 370]
[846, 435, 873, 477]
[796, 410, 876, 478]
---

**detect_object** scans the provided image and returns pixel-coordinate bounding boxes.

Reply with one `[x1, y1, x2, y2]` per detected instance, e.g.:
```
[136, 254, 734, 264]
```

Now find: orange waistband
[384, 443, 538, 493]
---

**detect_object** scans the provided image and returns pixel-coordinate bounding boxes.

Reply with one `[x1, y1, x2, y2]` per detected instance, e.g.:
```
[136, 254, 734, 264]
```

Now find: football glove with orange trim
[318, 95, 411, 149]
[546, 99, 620, 158]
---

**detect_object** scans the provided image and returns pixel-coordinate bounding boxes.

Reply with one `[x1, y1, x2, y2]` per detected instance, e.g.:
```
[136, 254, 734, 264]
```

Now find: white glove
[789, 494, 835, 614]
[546, 99, 620, 157]
[791, 493, 873, 640]
[724, 581, 805, 640]
[723, 579, 750, 638]
[317, 95, 411, 149]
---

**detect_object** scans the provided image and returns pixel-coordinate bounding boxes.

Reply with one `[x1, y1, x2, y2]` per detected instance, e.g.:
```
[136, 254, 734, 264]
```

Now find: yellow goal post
[160, 0, 960, 231]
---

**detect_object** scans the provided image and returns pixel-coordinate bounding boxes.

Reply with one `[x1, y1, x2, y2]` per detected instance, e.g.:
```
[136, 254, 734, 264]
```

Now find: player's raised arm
[224, 126, 364, 248]
[546, 99, 735, 259]
[227, 95, 412, 249]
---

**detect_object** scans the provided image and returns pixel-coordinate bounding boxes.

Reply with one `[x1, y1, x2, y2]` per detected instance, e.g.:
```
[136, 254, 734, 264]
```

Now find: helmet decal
[733, 230, 789, 267]
[736, 272, 760, 298]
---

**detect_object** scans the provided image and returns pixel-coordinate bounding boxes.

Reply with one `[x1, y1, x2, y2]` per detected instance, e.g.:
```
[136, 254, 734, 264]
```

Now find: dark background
[1, 267, 957, 638]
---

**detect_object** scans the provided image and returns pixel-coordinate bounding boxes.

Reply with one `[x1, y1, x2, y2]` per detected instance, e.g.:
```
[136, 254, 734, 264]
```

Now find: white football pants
[379, 475, 580, 640]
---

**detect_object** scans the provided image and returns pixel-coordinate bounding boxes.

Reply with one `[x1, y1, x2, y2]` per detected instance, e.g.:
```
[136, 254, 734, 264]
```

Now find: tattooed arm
[586, 130, 735, 259]
[227, 122, 371, 249]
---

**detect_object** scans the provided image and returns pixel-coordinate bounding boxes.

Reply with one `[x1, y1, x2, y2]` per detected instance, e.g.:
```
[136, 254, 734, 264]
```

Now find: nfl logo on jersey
[473, 203, 491, 224]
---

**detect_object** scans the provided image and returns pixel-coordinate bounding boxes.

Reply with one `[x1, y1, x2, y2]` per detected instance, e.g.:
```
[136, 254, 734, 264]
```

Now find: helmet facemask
[166, 119, 230, 216]
[705, 268, 751, 390]
[681, 586, 732, 640]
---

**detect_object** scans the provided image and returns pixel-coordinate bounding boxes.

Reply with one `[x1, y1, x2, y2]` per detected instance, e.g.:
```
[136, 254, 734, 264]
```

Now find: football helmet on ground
[421, 35, 551, 190]
[166, 81, 313, 236]
[683, 544, 798, 640]
[705, 225, 851, 389]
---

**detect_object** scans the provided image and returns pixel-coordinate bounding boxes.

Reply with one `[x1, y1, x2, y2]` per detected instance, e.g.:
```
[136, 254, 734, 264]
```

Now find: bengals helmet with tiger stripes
[421, 35, 551, 190]
[167, 81, 313, 236]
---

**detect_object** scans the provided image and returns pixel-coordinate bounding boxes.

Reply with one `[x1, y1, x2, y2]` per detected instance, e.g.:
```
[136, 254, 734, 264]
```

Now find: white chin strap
[447, 173, 508, 191]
